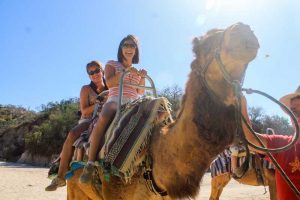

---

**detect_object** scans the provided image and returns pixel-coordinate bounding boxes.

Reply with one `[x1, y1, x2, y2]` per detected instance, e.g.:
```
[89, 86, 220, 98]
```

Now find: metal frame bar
[116, 71, 157, 120]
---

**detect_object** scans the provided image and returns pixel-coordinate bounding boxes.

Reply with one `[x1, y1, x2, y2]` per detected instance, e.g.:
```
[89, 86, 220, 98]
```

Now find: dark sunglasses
[88, 68, 101, 75]
[122, 43, 136, 49]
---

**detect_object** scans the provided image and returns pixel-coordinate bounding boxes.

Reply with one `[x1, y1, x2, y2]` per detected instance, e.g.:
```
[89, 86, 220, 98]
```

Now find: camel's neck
[151, 72, 236, 199]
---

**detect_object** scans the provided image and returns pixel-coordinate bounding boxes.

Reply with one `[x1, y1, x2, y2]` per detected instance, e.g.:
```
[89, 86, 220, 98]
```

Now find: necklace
[289, 144, 300, 173]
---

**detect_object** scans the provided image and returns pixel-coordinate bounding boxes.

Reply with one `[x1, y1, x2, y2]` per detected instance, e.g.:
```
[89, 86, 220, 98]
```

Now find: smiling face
[121, 39, 136, 63]
[87, 65, 103, 83]
[117, 35, 140, 64]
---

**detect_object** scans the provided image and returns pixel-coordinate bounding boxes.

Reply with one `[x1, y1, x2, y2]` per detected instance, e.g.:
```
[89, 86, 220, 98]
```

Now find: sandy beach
[0, 162, 270, 200]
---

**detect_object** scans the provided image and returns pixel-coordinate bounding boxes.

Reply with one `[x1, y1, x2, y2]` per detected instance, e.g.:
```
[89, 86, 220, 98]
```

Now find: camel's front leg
[263, 168, 277, 200]
[209, 173, 231, 200]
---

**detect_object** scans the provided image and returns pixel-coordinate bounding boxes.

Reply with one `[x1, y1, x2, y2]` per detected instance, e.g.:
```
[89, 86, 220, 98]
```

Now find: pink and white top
[106, 60, 141, 100]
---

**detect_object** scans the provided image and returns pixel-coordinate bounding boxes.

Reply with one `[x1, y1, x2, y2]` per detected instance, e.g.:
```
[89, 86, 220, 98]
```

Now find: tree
[248, 106, 294, 135]
[0, 104, 36, 133]
[262, 115, 294, 135]
[158, 85, 183, 118]
[248, 106, 264, 132]
[25, 98, 79, 156]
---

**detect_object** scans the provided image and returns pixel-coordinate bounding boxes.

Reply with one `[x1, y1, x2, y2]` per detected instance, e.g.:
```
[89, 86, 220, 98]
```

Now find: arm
[137, 77, 145, 95]
[241, 96, 268, 154]
[105, 63, 121, 89]
[137, 69, 147, 95]
[80, 86, 96, 117]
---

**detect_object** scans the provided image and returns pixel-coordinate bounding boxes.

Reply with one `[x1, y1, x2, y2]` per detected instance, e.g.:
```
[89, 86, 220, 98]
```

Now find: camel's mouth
[223, 23, 260, 62]
[246, 39, 260, 50]
[217, 23, 259, 87]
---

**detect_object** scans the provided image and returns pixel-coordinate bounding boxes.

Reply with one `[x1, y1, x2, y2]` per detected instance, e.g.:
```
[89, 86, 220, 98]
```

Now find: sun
[195, 0, 255, 26]
[205, 0, 269, 11]
[205, 0, 252, 11]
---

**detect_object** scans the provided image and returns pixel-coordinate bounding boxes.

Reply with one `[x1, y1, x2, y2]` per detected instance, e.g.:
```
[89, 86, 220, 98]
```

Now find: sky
[0, 0, 299, 118]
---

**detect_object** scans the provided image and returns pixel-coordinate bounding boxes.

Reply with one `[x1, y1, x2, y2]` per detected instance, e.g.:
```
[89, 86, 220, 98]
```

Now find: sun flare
[206, 0, 252, 11]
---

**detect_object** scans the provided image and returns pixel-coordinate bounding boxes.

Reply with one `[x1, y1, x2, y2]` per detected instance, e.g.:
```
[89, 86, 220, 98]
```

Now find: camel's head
[192, 22, 259, 105]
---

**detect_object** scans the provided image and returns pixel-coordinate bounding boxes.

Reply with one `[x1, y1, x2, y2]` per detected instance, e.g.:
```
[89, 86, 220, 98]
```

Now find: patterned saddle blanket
[210, 149, 274, 178]
[65, 97, 172, 182]
[98, 96, 172, 181]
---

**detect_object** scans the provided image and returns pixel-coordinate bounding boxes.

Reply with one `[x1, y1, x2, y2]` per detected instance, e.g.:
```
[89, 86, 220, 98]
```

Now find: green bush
[24, 98, 79, 156]
[0, 104, 36, 133]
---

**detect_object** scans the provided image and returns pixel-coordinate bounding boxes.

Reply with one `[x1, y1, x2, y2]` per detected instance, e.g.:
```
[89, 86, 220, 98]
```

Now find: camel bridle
[194, 33, 253, 180]
[239, 89, 300, 198]
[194, 30, 247, 103]
[194, 31, 300, 198]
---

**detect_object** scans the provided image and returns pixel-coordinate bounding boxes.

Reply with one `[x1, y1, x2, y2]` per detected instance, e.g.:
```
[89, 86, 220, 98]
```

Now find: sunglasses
[122, 43, 136, 49]
[88, 68, 101, 75]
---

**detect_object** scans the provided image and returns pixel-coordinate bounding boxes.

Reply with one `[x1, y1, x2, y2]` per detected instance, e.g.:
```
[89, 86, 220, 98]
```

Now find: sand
[0, 162, 270, 200]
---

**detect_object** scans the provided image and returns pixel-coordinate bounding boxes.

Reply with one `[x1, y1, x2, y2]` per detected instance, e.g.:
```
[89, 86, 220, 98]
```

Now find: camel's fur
[209, 165, 277, 200]
[67, 22, 259, 200]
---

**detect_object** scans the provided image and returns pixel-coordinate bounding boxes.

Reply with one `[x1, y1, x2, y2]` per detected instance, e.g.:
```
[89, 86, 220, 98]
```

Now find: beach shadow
[0, 161, 48, 168]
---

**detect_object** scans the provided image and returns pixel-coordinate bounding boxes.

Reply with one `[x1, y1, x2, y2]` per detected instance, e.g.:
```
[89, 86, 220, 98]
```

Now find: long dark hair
[117, 34, 140, 64]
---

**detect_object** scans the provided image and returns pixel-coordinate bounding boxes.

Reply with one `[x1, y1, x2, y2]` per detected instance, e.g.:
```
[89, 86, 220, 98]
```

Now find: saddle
[210, 149, 274, 185]
[68, 96, 172, 182]
[99, 96, 172, 181]
[234, 153, 268, 185]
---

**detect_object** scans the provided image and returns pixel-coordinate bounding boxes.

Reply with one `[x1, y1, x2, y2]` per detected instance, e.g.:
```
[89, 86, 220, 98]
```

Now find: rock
[0, 114, 48, 162]
[18, 150, 51, 166]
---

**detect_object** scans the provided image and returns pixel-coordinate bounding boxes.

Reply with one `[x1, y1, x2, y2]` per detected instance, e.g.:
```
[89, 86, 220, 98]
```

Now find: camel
[209, 149, 277, 200]
[66, 22, 260, 200]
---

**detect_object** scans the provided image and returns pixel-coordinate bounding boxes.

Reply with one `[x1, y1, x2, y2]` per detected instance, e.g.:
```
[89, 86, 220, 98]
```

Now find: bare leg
[57, 121, 90, 179]
[79, 102, 117, 184]
[46, 121, 91, 191]
[88, 102, 117, 162]
[76, 148, 84, 161]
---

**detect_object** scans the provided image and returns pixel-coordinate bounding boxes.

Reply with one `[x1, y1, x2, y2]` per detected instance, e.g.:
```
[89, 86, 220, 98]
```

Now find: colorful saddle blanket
[210, 149, 274, 178]
[210, 149, 232, 177]
[98, 96, 172, 181]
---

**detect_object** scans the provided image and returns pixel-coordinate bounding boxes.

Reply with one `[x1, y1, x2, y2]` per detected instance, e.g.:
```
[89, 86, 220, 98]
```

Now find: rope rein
[241, 88, 300, 152]
[238, 87, 300, 198]
[196, 33, 300, 197]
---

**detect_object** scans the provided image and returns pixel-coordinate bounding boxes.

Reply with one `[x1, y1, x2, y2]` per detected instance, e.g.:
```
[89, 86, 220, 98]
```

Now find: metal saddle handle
[116, 71, 158, 121]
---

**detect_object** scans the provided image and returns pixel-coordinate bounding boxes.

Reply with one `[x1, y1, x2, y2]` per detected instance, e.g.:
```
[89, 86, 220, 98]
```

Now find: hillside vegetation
[0, 98, 79, 163]
[0, 86, 294, 164]
[0, 105, 36, 133]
